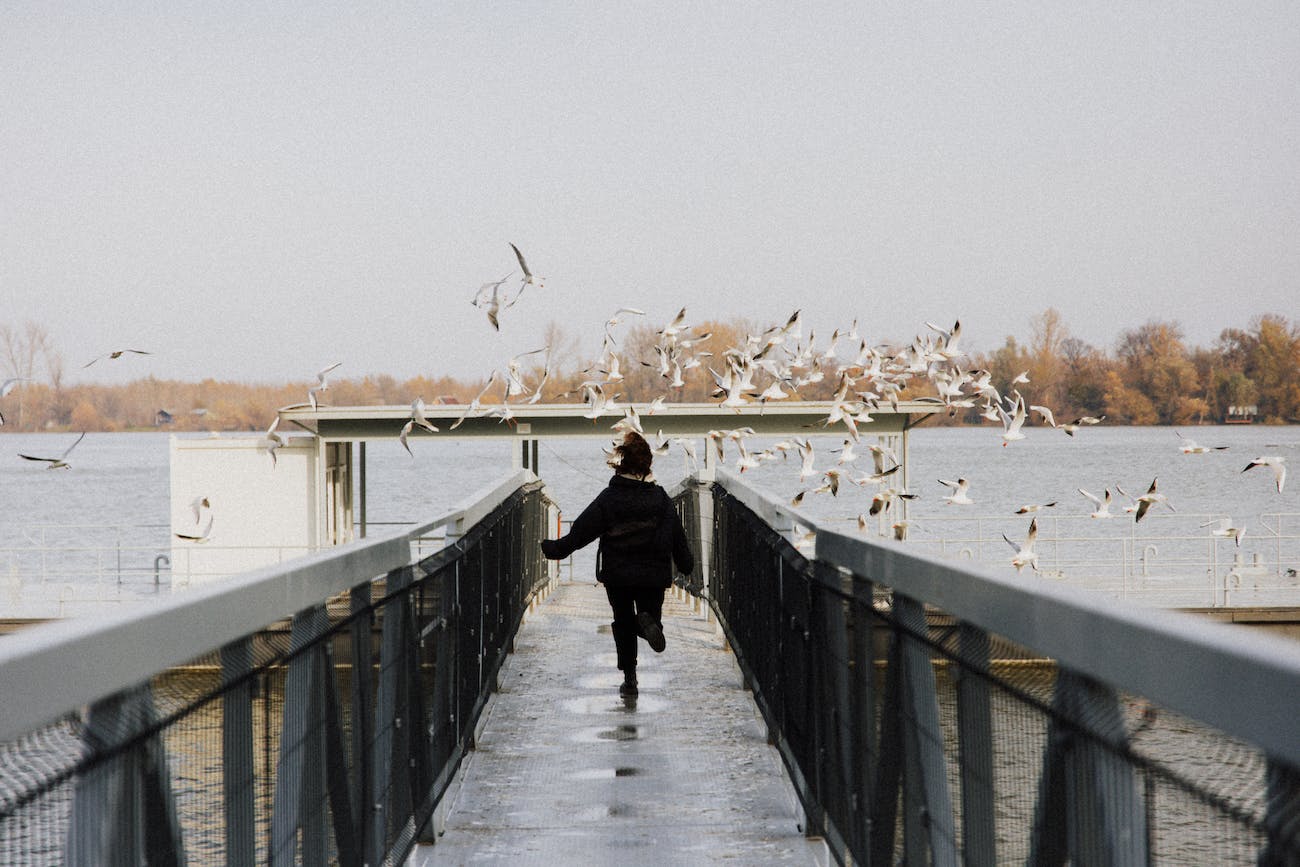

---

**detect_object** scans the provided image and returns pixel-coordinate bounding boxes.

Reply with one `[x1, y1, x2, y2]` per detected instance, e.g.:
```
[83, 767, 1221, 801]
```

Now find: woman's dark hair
[609, 431, 654, 477]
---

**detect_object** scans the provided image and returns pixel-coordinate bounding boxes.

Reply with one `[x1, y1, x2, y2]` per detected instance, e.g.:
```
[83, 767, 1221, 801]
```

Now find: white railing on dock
[825, 510, 1300, 608]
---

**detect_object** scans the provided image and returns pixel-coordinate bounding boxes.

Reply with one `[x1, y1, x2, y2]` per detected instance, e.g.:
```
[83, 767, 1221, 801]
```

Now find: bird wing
[59, 432, 87, 460]
[509, 242, 532, 277]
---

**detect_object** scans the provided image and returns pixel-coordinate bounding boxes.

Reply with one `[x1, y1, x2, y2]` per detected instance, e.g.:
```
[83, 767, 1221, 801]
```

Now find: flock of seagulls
[7, 243, 1293, 571]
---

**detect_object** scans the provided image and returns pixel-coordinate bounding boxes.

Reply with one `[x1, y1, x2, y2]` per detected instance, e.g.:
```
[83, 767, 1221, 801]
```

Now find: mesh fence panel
[0, 482, 550, 866]
[701, 483, 1298, 866]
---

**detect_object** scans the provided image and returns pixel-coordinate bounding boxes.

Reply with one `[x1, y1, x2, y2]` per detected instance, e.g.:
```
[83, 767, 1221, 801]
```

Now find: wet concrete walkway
[413, 581, 822, 865]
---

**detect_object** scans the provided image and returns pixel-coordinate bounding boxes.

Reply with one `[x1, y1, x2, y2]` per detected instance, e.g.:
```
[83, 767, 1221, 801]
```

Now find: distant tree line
[1, 311, 1297, 432]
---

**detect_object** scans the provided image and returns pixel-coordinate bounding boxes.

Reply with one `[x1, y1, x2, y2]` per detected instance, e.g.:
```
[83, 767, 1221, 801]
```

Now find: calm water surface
[1, 425, 1298, 612]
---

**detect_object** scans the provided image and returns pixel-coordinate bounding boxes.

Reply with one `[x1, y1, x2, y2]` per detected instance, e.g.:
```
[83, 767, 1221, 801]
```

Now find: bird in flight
[1133, 477, 1174, 523]
[1242, 456, 1286, 493]
[83, 349, 151, 369]
[259, 417, 284, 466]
[938, 477, 973, 505]
[1003, 518, 1040, 572]
[18, 432, 87, 469]
[1176, 431, 1228, 454]
[471, 273, 517, 331]
[1201, 517, 1246, 547]
[1061, 415, 1104, 437]
[1078, 488, 1114, 519]
[308, 363, 342, 410]
[176, 497, 214, 542]
[510, 243, 545, 300]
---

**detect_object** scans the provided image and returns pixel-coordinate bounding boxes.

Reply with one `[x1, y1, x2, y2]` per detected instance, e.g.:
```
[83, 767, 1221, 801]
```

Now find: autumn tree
[1115, 320, 1203, 424]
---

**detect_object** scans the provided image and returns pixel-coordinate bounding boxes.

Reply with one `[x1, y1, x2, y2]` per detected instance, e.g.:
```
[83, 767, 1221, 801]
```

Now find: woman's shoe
[619, 671, 639, 697]
[636, 612, 666, 653]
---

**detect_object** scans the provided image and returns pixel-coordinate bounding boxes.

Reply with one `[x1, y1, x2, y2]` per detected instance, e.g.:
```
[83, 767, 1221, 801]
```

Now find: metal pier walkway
[416, 581, 822, 865]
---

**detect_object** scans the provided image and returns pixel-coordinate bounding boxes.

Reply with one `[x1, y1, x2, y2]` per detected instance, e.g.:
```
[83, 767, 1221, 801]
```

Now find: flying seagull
[938, 477, 973, 505]
[308, 362, 342, 410]
[510, 242, 544, 300]
[1134, 477, 1174, 523]
[1176, 431, 1229, 454]
[18, 432, 87, 469]
[1242, 456, 1286, 493]
[1002, 517, 1040, 573]
[83, 349, 151, 369]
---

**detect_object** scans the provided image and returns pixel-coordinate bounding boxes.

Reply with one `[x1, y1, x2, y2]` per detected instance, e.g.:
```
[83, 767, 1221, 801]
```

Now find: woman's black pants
[604, 585, 665, 671]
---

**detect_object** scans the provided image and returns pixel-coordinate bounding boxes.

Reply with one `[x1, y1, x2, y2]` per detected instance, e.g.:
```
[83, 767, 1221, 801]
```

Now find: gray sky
[3, 2, 1297, 385]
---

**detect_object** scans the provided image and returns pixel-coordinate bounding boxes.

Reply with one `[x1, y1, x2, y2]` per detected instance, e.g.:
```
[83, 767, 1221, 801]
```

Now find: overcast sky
[2, 2, 1297, 386]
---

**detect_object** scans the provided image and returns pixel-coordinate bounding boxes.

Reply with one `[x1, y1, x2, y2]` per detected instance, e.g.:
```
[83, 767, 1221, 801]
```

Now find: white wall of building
[169, 434, 322, 587]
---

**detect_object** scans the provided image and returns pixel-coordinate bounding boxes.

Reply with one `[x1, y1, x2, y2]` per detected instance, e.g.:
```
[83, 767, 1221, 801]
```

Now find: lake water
[1, 425, 1298, 615]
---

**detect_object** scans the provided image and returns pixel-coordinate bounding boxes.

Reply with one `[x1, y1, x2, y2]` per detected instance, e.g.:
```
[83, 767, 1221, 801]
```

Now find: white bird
[1201, 517, 1246, 547]
[924, 319, 963, 359]
[450, 372, 501, 430]
[1134, 477, 1174, 523]
[176, 498, 214, 542]
[82, 349, 151, 369]
[1029, 404, 1057, 429]
[174, 513, 214, 542]
[671, 437, 699, 470]
[509, 242, 544, 299]
[611, 406, 644, 436]
[505, 347, 548, 397]
[1061, 415, 1105, 437]
[18, 431, 87, 469]
[1003, 518, 1040, 573]
[938, 477, 973, 505]
[188, 496, 210, 524]
[1176, 431, 1228, 454]
[869, 487, 918, 517]
[258, 417, 284, 466]
[795, 438, 817, 482]
[471, 273, 518, 331]
[409, 397, 439, 433]
[1078, 488, 1114, 518]
[1242, 456, 1286, 493]
[307, 362, 342, 410]
[605, 307, 645, 342]
[998, 395, 1027, 446]
[1015, 501, 1057, 514]
[659, 307, 689, 338]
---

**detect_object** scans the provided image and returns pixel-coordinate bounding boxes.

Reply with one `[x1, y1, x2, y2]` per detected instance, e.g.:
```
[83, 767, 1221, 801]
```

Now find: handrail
[0, 468, 537, 745]
[714, 468, 1300, 769]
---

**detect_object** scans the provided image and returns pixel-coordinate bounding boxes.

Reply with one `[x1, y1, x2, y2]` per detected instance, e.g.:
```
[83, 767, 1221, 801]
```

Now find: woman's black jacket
[540, 475, 694, 589]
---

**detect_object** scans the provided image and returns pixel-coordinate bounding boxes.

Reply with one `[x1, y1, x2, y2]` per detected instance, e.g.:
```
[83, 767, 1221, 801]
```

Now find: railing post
[66, 686, 186, 867]
[695, 479, 714, 617]
[848, 572, 876, 859]
[349, 585, 375, 861]
[1261, 759, 1300, 865]
[956, 623, 995, 867]
[1029, 669, 1147, 866]
[221, 638, 256, 867]
[894, 594, 958, 867]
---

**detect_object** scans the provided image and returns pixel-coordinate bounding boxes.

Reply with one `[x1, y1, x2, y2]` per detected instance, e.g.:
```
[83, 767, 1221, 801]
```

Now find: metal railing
[0, 470, 556, 866]
[682, 469, 1300, 866]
